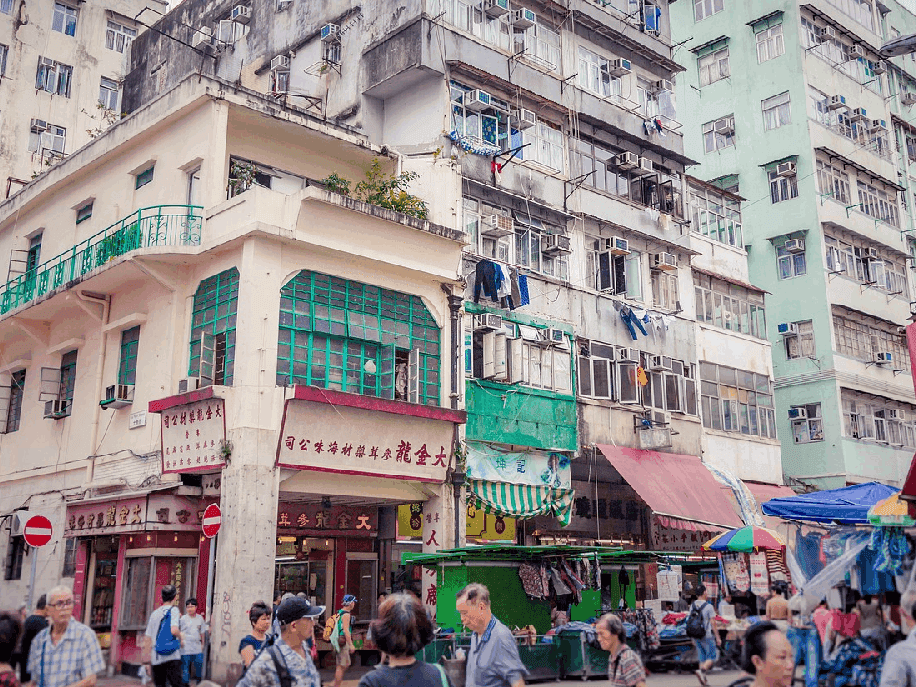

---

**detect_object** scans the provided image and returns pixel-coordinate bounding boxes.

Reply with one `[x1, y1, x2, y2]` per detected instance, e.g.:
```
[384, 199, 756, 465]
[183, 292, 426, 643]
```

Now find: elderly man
[238, 596, 324, 687]
[596, 614, 647, 687]
[879, 589, 916, 687]
[26, 585, 104, 687]
[455, 584, 527, 687]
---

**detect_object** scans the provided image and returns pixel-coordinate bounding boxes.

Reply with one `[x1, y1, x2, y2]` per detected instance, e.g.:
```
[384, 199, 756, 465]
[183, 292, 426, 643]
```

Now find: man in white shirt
[879, 590, 916, 687]
[142, 585, 183, 687]
[179, 598, 205, 686]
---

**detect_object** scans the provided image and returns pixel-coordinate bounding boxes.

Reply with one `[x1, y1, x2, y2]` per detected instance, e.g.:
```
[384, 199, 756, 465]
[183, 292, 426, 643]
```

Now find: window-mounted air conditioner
[230, 5, 251, 23]
[484, 0, 509, 17]
[653, 79, 673, 93]
[888, 409, 906, 420]
[178, 376, 210, 394]
[603, 236, 630, 255]
[650, 410, 671, 427]
[875, 351, 893, 365]
[481, 213, 513, 238]
[320, 23, 340, 42]
[714, 117, 735, 136]
[869, 119, 887, 133]
[270, 55, 290, 71]
[652, 252, 677, 271]
[851, 107, 868, 121]
[475, 313, 503, 332]
[100, 384, 134, 409]
[545, 328, 565, 345]
[10, 511, 38, 538]
[513, 108, 537, 130]
[608, 58, 631, 77]
[542, 234, 571, 255]
[510, 8, 536, 29]
[630, 157, 654, 177]
[464, 89, 493, 112]
[30, 119, 48, 133]
[649, 355, 672, 372]
[903, 93, 916, 107]
[849, 44, 866, 59]
[866, 246, 879, 260]
[44, 399, 70, 420]
[617, 347, 638, 362]
[817, 26, 837, 43]
[828, 94, 847, 110]
[784, 238, 805, 254]
[778, 322, 799, 337]
[776, 161, 797, 177]
[191, 25, 213, 47]
[872, 61, 886, 74]
[613, 151, 639, 171]
[788, 406, 807, 420]
[910, 301, 916, 317]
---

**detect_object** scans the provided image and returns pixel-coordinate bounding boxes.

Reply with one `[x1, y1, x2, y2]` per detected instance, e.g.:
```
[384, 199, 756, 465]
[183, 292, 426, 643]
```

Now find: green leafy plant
[321, 172, 351, 197]
[228, 159, 259, 197]
[320, 158, 429, 220]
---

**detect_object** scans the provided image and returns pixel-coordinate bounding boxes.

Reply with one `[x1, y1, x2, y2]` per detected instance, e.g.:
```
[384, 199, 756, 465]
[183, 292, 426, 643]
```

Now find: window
[651, 270, 679, 310]
[189, 268, 238, 385]
[785, 320, 815, 359]
[52, 2, 78, 36]
[76, 202, 92, 225]
[270, 69, 290, 93]
[516, 120, 565, 172]
[28, 124, 66, 155]
[4, 536, 25, 580]
[323, 40, 341, 65]
[700, 362, 777, 438]
[833, 308, 910, 368]
[118, 326, 140, 385]
[585, 238, 643, 300]
[702, 116, 735, 153]
[762, 92, 791, 131]
[58, 350, 77, 414]
[36, 58, 72, 97]
[816, 160, 850, 203]
[624, 354, 698, 416]
[579, 341, 615, 399]
[450, 82, 512, 151]
[842, 392, 916, 446]
[800, 19, 880, 94]
[0, 0, 11, 15]
[514, 215, 569, 280]
[577, 47, 622, 99]
[99, 77, 119, 111]
[856, 180, 899, 227]
[826, 236, 908, 294]
[688, 183, 742, 247]
[105, 20, 137, 52]
[0, 44, 8, 76]
[694, 0, 724, 21]
[698, 47, 729, 87]
[187, 167, 201, 206]
[791, 403, 824, 443]
[516, 20, 560, 71]
[5, 370, 25, 433]
[820, 0, 874, 32]
[135, 166, 154, 189]
[776, 241, 806, 279]
[62, 538, 77, 577]
[756, 24, 784, 63]
[694, 273, 766, 339]
[769, 169, 798, 204]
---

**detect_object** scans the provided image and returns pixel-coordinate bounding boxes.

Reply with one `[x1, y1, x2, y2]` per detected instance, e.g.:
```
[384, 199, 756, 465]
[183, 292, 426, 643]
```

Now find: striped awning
[467, 479, 574, 527]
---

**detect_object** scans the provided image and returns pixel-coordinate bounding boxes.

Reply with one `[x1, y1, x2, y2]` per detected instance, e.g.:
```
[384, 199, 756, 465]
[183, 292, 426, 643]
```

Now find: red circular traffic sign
[202, 504, 221, 538]
[23, 515, 52, 547]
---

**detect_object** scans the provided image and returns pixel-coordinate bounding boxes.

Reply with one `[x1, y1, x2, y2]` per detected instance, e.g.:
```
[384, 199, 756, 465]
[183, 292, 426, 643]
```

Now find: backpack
[323, 612, 340, 641]
[240, 643, 291, 687]
[154, 607, 181, 655]
[685, 601, 710, 640]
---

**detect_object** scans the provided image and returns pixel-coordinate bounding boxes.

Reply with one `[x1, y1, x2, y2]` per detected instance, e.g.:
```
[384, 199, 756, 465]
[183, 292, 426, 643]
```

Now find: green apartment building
[671, 0, 916, 489]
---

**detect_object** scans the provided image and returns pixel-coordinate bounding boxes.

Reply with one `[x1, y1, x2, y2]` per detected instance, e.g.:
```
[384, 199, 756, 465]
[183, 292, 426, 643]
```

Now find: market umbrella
[867, 493, 916, 527]
[702, 526, 786, 552]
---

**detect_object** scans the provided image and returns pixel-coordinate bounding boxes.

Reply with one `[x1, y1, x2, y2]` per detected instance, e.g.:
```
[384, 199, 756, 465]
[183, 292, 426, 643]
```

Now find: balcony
[0, 205, 201, 315]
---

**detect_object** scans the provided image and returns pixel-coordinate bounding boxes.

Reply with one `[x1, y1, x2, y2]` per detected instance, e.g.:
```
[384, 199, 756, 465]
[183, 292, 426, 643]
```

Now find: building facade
[672, 0, 916, 490]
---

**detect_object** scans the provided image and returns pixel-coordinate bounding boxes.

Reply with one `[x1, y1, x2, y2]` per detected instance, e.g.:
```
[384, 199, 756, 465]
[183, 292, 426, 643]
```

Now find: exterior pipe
[442, 287, 463, 547]
[83, 292, 111, 485]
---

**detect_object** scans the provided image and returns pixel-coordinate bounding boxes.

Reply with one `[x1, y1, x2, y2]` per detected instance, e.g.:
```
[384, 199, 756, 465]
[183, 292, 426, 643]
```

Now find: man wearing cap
[237, 597, 322, 687]
[332, 595, 357, 687]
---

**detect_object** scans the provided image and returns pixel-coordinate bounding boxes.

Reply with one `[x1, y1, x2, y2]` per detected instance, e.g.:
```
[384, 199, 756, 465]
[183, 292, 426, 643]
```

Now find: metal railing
[0, 205, 202, 314]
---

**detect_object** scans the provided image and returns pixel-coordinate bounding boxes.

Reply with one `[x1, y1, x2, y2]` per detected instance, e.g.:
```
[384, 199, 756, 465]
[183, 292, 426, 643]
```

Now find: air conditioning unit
[270, 55, 290, 71]
[649, 355, 672, 372]
[869, 118, 888, 133]
[613, 151, 639, 171]
[542, 234, 571, 255]
[608, 58, 632, 76]
[875, 351, 893, 365]
[784, 238, 805, 254]
[30, 119, 48, 133]
[652, 252, 677, 271]
[817, 26, 837, 42]
[475, 313, 503, 332]
[100, 384, 134, 409]
[653, 79, 673, 93]
[178, 377, 202, 394]
[776, 161, 797, 177]
[484, 0, 509, 17]
[631, 157, 654, 177]
[464, 89, 492, 112]
[603, 236, 630, 255]
[545, 328, 565, 345]
[230, 5, 251, 23]
[788, 407, 808, 420]
[888, 409, 906, 420]
[849, 44, 865, 59]
[851, 107, 868, 121]
[778, 322, 799, 337]
[910, 301, 916, 317]
[510, 8, 537, 29]
[714, 118, 735, 135]
[828, 94, 847, 110]
[866, 246, 879, 260]
[320, 24, 340, 42]
[903, 93, 916, 107]
[44, 399, 70, 419]
[513, 108, 537, 130]
[872, 61, 886, 75]
[481, 213, 513, 238]
[617, 347, 638, 362]
[191, 25, 213, 47]
[10, 511, 38, 538]
[276, 0, 292, 11]
[651, 410, 671, 427]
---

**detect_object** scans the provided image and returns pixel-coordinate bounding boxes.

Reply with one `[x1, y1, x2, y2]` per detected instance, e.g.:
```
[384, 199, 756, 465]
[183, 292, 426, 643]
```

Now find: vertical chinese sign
[160, 399, 227, 473]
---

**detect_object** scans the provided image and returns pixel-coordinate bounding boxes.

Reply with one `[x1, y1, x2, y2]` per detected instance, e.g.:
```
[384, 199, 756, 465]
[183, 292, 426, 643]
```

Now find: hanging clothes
[517, 274, 530, 306]
[509, 267, 522, 310]
[518, 563, 546, 599]
[473, 260, 502, 304]
[549, 567, 572, 596]
[619, 305, 648, 340]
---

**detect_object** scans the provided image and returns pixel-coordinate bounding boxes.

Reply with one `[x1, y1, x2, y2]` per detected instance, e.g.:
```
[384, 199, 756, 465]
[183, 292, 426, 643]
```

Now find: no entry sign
[23, 515, 52, 547]
[202, 504, 221, 538]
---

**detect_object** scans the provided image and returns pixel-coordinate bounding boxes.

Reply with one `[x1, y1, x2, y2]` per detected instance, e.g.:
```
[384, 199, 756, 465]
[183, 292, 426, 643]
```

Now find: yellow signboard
[397, 504, 515, 541]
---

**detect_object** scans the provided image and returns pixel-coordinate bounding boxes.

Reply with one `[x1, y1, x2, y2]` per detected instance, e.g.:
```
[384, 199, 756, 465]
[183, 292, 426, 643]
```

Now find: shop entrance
[345, 553, 378, 618]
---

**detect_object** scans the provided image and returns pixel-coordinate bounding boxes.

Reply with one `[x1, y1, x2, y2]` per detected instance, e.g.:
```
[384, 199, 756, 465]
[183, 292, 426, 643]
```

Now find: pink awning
[597, 446, 744, 530]
[745, 481, 796, 505]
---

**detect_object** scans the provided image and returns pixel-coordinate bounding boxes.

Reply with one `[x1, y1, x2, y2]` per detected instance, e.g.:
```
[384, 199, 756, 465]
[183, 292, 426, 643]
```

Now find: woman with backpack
[686, 584, 719, 686]
[240, 602, 273, 668]
[331, 595, 357, 687]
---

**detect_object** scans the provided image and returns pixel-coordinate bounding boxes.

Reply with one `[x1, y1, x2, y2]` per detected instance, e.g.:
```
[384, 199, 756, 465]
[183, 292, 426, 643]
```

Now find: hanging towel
[645, 207, 660, 223]
[518, 274, 530, 306]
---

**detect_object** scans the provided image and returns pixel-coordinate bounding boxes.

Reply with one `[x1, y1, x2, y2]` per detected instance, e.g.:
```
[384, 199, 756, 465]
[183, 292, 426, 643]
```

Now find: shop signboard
[65, 494, 213, 537]
[160, 399, 227, 474]
[397, 503, 515, 541]
[277, 393, 456, 483]
[650, 516, 721, 553]
[277, 503, 378, 534]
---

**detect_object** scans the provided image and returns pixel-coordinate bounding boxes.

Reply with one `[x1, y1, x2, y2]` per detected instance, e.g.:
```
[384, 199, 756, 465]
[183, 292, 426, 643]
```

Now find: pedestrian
[857, 594, 886, 648]
[879, 589, 916, 687]
[271, 594, 293, 639]
[786, 595, 819, 687]
[179, 598, 205, 686]
[237, 596, 323, 687]
[738, 621, 794, 687]
[143, 585, 184, 687]
[331, 596, 358, 687]
[765, 584, 789, 631]
[27, 585, 105, 687]
[18, 596, 47, 684]
[240, 602, 272, 668]
[596, 614, 646, 687]
[0, 611, 22, 687]
[10, 606, 25, 679]
[358, 593, 446, 687]
[689, 584, 719, 686]
[455, 583, 527, 687]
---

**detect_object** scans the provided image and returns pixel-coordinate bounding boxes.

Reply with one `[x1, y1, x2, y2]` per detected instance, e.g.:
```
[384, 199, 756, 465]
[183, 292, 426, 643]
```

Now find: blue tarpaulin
[761, 482, 899, 524]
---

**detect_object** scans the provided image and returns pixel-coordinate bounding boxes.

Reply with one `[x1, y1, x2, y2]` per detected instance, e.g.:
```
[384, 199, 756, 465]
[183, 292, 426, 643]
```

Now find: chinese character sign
[277, 400, 454, 482]
[650, 516, 720, 553]
[160, 399, 227, 474]
[421, 496, 443, 623]
[276, 503, 378, 533]
[65, 496, 147, 536]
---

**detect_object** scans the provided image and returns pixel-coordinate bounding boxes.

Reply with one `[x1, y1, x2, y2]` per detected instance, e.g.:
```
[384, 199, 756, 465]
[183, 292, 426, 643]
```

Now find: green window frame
[189, 268, 238, 385]
[118, 326, 140, 385]
[277, 270, 441, 406]
[76, 202, 93, 224]
[135, 166, 154, 189]
[59, 350, 77, 412]
[6, 369, 25, 433]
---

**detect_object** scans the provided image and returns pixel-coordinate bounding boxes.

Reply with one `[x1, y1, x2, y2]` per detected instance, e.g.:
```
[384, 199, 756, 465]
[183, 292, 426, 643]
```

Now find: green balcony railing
[0, 205, 202, 315]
